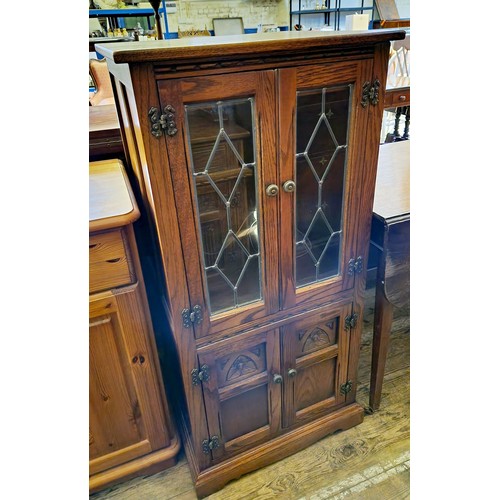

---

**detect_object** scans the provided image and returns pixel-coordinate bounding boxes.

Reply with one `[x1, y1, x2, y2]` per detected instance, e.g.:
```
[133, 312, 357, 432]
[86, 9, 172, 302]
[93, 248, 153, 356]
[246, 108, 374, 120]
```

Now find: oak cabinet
[96, 29, 405, 497]
[89, 160, 180, 493]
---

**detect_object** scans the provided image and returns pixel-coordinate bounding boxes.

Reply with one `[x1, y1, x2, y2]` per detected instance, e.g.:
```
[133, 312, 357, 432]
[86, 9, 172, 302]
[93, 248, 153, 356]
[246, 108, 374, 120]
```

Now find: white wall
[167, 0, 289, 33]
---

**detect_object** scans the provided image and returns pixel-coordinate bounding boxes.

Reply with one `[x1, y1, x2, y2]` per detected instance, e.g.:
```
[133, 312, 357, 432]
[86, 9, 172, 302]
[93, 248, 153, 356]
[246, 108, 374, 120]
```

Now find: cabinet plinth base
[188, 403, 364, 498]
[89, 434, 181, 494]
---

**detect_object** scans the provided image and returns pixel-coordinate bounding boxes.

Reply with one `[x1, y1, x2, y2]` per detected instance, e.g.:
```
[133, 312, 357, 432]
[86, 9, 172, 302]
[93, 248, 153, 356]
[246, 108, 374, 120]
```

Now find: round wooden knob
[266, 184, 279, 197]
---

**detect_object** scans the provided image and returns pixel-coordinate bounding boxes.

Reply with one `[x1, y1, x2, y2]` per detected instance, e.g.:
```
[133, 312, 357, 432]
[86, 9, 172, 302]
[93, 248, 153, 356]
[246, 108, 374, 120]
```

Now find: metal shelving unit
[290, 0, 375, 31]
[89, 1, 171, 37]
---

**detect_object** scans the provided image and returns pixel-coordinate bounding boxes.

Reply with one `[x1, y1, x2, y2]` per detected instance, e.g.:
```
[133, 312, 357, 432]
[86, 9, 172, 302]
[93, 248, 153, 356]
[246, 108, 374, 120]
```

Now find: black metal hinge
[361, 79, 381, 108]
[182, 305, 202, 328]
[202, 435, 220, 454]
[344, 313, 358, 331]
[149, 104, 178, 137]
[191, 364, 210, 386]
[340, 380, 353, 395]
[348, 256, 363, 276]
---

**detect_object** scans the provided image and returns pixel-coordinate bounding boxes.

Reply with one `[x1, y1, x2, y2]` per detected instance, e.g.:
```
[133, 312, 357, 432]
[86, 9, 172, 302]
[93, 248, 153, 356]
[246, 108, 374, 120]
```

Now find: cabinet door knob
[282, 180, 296, 193]
[266, 184, 279, 197]
[273, 373, 283, 384]
[287, 368, 297, 378]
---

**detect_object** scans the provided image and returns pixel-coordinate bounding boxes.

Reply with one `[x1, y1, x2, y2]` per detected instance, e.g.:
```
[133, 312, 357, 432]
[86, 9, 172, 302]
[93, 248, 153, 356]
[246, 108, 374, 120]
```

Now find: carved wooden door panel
[157, 71, 279, 339]
[281, 303, 352, 429]
[196, 329, 281, 462]
[278, 59, 374, 311]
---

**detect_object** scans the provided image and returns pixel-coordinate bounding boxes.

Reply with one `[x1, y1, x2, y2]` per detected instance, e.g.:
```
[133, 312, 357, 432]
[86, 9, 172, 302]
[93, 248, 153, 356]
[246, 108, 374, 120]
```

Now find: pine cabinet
[89, 160, 180, 493]
[96, 29, 405, 497]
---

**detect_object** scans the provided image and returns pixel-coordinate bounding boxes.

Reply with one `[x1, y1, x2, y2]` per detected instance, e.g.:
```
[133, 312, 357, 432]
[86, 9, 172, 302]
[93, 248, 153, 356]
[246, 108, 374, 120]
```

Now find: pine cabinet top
[89, 159, 140, 232]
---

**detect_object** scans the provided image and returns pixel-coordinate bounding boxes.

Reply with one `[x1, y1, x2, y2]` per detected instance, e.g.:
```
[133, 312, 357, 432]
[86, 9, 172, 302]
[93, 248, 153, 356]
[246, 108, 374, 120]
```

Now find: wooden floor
[91, 284, 410, 499]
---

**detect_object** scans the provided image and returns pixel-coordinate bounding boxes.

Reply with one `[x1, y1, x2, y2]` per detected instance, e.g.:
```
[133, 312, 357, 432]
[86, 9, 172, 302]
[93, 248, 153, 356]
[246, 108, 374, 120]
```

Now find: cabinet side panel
[124, 62, 211, 469]
[347, 42, 391, 404]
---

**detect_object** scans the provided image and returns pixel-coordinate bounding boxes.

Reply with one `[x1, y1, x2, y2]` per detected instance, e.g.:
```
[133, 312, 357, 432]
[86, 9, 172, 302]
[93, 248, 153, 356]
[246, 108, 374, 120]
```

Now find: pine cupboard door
[89, 292, 170, 475]
[196, 329, 282, 462]
[281, 303, 352, 429]
[278, 60, 374, 311]
[157, 71, 279, 339]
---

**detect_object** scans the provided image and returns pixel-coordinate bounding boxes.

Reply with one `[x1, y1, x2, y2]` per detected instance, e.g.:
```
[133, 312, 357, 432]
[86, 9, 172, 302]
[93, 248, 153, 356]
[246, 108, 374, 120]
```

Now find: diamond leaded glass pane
[185, 99, 262, 315]
[295, 86, 351, 288]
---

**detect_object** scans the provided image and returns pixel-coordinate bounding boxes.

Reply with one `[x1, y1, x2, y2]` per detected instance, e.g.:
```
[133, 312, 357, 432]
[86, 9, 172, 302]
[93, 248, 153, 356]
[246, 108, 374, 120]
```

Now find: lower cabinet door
[281, 303, 352, 429]
[89, 289, 171, 475]
[197, 329, 282, 462]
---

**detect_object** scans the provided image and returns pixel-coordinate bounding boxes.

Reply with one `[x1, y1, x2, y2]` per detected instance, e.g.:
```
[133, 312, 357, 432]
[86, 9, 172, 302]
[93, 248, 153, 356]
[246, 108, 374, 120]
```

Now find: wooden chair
[89, 58, 115, 106]
[386, 38, 410, 89]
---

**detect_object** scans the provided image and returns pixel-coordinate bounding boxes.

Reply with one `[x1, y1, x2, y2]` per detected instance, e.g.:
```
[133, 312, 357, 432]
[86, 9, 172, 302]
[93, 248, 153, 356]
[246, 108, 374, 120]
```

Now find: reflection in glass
[185, 99, 262, 315]
[295, 86, 351, 288]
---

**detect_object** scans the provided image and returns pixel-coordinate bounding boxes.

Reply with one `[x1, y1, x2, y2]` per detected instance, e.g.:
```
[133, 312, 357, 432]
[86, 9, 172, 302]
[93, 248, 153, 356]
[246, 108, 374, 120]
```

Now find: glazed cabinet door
[196, 329, 282, 462]
[282, 303, 352, 429]
[278, 60, 374, 310]
[157, 71, 279, 338]
[89, 290, 171, 475]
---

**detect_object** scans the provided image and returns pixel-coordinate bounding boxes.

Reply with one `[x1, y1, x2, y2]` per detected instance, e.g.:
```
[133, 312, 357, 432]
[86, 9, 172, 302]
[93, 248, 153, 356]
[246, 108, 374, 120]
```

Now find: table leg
[393, 106, 402, 138]
[369, 263, 394, 412]
[402, 106, 410, 140]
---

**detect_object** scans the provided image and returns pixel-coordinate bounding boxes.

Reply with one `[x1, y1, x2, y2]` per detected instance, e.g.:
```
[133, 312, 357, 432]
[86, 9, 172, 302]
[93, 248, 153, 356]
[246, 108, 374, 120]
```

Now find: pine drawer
[89, 229, 133, 293]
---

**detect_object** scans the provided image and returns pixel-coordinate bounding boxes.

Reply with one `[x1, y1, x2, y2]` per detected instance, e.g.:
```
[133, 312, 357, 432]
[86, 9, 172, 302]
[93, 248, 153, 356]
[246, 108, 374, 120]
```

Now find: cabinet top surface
[95, 29, 406, 64]
[89, 159, 140, 232]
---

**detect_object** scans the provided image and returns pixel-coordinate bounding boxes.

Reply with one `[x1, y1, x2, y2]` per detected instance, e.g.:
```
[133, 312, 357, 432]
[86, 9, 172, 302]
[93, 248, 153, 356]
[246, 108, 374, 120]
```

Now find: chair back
[89, 58, 114, 106]
[387, 36, 410, 88]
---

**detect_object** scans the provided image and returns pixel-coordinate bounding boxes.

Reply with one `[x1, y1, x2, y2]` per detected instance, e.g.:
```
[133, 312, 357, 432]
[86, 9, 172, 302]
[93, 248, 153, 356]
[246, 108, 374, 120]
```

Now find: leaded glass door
[278, 60, 373, 310]
[157, 71, 279, 338]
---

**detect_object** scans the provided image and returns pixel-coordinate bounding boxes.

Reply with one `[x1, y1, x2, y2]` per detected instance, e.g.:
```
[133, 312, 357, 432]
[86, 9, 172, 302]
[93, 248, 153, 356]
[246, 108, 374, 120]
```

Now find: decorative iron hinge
[361, 79, 381, 108]
[182, 305, 202, 328]
[148, 104, 178, 137]
[191, 364, 210, 386]
[344, 313, 359, 331]
[348, 256, 363, 275]
[202, 435, 220, 454]
[340, 380, 353, 395]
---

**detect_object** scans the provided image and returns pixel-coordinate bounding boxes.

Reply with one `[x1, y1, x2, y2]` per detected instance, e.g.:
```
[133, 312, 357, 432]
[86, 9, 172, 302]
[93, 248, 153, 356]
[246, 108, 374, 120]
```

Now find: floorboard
[90, 284, 410, 499]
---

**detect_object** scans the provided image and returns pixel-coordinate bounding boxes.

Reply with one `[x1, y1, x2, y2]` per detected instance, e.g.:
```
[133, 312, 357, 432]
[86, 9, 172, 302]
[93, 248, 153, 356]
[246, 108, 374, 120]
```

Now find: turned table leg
[369, 256, 394, 412]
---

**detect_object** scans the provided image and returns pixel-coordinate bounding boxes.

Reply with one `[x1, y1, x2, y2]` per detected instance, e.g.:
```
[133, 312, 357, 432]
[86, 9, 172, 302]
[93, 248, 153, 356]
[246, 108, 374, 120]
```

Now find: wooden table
[368, 140, 410, 411]
[89, 103, 124, 161]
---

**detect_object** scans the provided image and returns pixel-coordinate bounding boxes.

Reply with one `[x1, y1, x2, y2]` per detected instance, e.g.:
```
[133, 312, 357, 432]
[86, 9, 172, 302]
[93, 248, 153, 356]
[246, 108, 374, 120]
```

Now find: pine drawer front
[89, 229, 133, 293]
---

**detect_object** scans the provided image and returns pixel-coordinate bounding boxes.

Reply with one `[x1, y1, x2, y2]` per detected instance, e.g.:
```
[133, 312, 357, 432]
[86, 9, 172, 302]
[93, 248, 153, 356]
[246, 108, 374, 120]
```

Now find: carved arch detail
[300, 327, 331, 353]
[217, 344, 266, 386]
